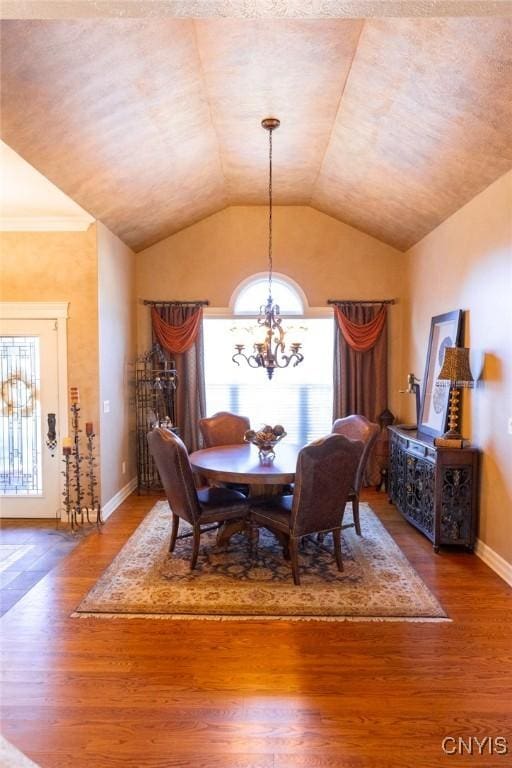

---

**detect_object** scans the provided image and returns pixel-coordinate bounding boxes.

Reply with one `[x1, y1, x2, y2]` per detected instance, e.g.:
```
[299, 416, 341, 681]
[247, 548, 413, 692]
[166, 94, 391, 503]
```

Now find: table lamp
[435, 346, 474, 446]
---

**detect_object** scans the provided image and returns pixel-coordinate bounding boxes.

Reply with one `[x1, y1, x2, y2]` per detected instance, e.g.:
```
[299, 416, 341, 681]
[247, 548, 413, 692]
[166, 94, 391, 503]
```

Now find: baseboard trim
[102, 477, 137, 521]
[474, 538, 512, 587]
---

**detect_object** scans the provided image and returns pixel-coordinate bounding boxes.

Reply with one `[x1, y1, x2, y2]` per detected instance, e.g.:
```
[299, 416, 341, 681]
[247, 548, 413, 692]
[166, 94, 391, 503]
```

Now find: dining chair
[147, 427, 249, 569]
[250, 434, 364, 585]
[332, 415, 380, 535]
[199, 411, 250, 448]
[199, 411, 251, 495]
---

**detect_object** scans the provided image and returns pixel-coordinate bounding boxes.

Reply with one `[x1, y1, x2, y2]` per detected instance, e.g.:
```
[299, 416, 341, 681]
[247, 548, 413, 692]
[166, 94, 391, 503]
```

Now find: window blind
[203, 318, 333, 446]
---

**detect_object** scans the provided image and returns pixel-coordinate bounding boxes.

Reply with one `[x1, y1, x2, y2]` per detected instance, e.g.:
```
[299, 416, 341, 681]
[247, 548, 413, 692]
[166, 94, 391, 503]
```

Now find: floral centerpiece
[244, 424, 287, 460]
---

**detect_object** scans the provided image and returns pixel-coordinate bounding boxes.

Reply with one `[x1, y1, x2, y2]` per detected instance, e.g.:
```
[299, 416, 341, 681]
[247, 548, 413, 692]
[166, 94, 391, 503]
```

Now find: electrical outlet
[508, 416, 512, 435]
[122, 461, 126, 475]
[103, 400, 110, 413]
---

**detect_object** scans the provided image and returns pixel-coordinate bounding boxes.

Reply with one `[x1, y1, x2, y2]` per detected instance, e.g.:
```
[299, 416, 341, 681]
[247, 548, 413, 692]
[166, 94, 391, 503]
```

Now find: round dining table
[189, 442, 301, 545]
[189, 442, 301, 496]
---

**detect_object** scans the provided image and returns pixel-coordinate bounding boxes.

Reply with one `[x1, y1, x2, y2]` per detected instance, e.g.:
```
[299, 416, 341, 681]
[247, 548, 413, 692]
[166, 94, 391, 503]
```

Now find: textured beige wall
[97, 222, 137, 505]
[136, 205, 406, 415]
[0, 227, 100, 439]
[403, 171, 512, 565]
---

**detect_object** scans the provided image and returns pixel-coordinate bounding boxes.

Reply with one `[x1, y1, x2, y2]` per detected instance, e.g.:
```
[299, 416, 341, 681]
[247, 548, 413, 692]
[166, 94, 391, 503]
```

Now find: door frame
[0, 301, 69, 513]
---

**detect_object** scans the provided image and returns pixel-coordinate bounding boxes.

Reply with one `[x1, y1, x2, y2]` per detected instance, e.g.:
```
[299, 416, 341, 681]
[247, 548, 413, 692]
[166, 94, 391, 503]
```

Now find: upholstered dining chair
[199, 411, 250, 448]
[250, 434, 364, 585]
[331, 415, 380, 536]
[199, 411, 251, 494]
[147, 427, 249, 570]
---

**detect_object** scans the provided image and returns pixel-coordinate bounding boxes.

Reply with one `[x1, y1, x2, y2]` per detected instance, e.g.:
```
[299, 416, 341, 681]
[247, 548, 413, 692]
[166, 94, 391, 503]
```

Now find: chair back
[199, 411, 250, 448]
[291, 434, 364, 537]
[147, 427, 202, 524]
[332, 415, 380, 492]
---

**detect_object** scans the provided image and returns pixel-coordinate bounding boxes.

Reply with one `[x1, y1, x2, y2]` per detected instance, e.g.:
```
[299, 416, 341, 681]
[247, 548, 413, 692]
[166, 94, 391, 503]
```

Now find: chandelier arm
[247, 356, 264, 369]
[278, 348, 304, 365]
[232, 351, 263, 369]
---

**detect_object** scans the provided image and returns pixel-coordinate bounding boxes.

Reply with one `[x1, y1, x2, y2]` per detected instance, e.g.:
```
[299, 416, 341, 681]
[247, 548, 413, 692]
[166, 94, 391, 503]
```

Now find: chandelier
[232, 117, 304, 380]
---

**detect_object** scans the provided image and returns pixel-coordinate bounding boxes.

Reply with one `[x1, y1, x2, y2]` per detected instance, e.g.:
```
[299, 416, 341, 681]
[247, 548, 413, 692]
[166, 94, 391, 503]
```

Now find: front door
[0, 319, 61, 518]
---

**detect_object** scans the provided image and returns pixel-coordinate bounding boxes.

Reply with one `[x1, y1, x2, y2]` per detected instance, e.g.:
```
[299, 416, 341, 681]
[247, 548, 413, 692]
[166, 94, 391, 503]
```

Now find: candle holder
[60, 391, 102, 532]
[85, 425, 102, 527]
[71, 402, 84, 522]
[61, 447, 76, 531]
[399, 373, 421, 428]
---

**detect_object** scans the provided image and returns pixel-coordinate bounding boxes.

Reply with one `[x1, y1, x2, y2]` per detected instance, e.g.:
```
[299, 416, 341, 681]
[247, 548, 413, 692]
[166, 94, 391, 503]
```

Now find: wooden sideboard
[388, 425, 479, 551]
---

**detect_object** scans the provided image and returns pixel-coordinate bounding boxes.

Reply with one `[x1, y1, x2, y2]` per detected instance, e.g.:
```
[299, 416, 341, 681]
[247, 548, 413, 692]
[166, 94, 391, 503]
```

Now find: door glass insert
[0, 336, 42, 495]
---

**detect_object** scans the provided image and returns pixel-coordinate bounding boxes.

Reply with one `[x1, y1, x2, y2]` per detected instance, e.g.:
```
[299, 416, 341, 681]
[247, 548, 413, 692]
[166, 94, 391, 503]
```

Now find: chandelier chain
[268, 125, 273, 299]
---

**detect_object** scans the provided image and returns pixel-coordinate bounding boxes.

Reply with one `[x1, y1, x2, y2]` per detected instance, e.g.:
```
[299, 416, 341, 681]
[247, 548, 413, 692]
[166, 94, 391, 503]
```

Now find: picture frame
[418, 310, 463, 437]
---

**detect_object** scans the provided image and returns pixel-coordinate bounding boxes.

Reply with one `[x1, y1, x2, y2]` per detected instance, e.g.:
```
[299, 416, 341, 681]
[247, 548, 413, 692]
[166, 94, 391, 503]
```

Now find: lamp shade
[438, 347, 474, 387]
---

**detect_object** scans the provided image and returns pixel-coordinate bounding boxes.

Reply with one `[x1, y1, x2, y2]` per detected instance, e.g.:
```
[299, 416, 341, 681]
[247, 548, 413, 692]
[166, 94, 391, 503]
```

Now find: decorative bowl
[244, 425, 287, 460]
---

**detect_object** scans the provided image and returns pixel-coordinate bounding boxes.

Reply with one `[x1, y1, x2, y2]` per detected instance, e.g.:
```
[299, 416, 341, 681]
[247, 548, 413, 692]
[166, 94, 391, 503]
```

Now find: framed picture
[418, 310, 463, 437]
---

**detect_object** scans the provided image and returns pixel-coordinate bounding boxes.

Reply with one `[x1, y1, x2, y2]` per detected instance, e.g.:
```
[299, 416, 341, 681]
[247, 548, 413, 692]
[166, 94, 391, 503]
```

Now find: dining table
[190, 442, 300, 494]
[189, 442, 302, 545]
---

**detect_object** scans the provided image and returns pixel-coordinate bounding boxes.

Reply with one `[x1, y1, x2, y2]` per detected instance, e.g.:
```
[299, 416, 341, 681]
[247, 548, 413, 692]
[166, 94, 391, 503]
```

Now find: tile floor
[0, 520, 81, 616]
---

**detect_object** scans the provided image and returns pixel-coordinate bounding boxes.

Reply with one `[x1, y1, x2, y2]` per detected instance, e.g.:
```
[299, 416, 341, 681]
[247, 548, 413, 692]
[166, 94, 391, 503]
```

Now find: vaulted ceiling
[1, 16, 511, 252]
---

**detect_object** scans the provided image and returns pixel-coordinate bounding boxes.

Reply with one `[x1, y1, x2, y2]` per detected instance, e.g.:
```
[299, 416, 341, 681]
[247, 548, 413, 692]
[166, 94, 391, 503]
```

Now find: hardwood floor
[1, 490, 511, 768]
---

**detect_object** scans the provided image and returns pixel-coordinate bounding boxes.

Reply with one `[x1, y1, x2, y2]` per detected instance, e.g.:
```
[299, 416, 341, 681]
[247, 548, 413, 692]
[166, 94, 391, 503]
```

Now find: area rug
[73, 502, 448, 621]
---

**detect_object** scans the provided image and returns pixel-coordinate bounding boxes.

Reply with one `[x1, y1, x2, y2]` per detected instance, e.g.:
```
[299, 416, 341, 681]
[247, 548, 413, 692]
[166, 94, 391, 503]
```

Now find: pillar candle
[85, 422, 93, 436]
[62, 436, 72, 455]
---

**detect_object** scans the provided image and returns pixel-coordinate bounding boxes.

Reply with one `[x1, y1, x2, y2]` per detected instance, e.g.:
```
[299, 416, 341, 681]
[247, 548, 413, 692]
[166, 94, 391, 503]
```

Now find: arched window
[203, 274, 333, 445]
[232, 273, 306, 316]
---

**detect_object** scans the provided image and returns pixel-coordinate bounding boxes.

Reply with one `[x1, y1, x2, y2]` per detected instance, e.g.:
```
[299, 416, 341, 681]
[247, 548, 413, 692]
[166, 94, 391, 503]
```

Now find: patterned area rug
[74, 502, 448, 621]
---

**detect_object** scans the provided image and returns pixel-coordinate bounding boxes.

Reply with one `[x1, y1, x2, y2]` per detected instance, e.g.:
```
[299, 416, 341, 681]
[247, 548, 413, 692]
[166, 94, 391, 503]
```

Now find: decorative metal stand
[61, 401, 102, 532]
[135, 345, 178, 492]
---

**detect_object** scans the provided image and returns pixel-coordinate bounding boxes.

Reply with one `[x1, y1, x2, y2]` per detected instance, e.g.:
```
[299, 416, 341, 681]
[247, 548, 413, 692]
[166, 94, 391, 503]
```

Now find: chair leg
[190, 524, 201, 570]
[332, 528, 344, 572]
[169, 513, 179, 552]
[353, 495, 362, 536]
[274, 530, 290, 560]
[289, 537, 300, 586]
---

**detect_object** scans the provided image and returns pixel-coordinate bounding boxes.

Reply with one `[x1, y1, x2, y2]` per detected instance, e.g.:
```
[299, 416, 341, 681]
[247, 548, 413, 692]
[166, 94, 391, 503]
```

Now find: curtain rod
[143, 300, 210, 306]
[328, 299, 396, 306]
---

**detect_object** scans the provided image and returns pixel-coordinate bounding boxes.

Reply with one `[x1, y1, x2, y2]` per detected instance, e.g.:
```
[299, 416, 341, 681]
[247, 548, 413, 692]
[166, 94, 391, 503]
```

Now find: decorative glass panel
[234, 277, 303, 315]
[0, 336, 42, 495]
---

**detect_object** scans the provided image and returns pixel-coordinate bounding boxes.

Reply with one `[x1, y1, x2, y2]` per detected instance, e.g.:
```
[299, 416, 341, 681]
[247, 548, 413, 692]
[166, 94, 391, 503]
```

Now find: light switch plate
[103, 400, 110, 414]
